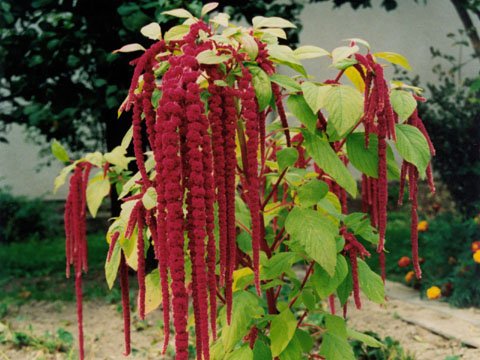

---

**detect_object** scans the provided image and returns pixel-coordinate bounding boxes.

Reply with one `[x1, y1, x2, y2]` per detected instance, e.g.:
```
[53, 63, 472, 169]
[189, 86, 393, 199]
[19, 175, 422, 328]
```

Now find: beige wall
[1, 0, 477, 199]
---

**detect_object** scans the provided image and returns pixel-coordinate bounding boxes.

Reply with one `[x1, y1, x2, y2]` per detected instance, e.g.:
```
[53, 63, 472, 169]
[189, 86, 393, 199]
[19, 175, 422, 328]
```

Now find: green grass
[0, 234, 123, 304]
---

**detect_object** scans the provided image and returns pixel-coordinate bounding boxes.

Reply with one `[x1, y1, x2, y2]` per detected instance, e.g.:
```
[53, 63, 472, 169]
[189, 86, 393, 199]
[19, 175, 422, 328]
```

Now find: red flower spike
[120, 253, 131, 356]
[136, 207, 146, 320]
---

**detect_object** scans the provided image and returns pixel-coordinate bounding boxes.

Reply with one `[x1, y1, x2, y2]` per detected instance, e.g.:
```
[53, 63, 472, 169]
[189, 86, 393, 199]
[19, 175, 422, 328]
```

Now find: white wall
[0, 0, 477, 199]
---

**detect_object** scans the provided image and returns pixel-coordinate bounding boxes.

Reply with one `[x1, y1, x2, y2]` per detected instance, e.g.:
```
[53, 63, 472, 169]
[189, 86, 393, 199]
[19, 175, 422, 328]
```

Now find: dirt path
[1, 292, 480, 359]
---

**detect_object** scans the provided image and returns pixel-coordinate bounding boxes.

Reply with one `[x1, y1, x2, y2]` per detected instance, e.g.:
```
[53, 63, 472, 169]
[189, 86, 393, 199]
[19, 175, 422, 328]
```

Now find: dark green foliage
[0, 187, 61, 243]
[351, 331, 414, 360]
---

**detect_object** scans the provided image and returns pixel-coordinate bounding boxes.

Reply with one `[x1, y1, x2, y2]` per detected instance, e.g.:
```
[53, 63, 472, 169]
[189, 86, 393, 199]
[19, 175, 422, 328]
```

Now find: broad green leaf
[320, 333, 355, 360]
[86, 171, 111, 218]
[270, 309, 297, 357]
[346, 132, 378, 178]
[261, 253, 299, 280]
[336, 270, 353, 306]
[196, 49, 231, 64]
[294, 46, 329, 60]
[390, 90, 417, 122]
[248, 65, 271, 111]
[297, 179, 329, 207]
[239, 34, 259, 60]
[285, 207, 338, 275]
[140, 22, 162, 40]
[201, 2, 219, 16]
[270, 74, 301, 92]
[358, 259, 385, 304]
[232, 267, 254, 292]
[54, 163, 75, 193]
[142, 187, 157, 210]
[259, 27, 287, 39]
[118, 171, 141, 199]
[253, 340, 272, 360]
[145, 269, 162, 314]
[331, 45, 359, 64]
[344, 212, 379, 244]
[112, 43, 145, 54]
[311, 255, 348, 298]
[221, 291, 264, 352]
[324, 85, 363, 138]
[267, 45, 307, 76]
[277, 148, 298, 171]
[279, 330, 303, 360]
[302, 131, 357, 197]
[347, 328, 383, 347]
[286, 95, 317, 133]
[334, 58, 358, 70]
[105, 237, 121, 289]
[104, 146, 132, 171]
[374, 51, 412, 71]
[301, 82, 331, 114]
[85, 151, 103, 168]
[51, 140, 69, 163]
[325, 314, 347, 337]
[395, 124, 431, 175]
[296, 329, 313, 353]
[252, 16, 296, 29]
[226, 345, 253, 360]
[164, 25, 190, 41]
[210, 13, 230, 27]
[162, 8, 193, 18]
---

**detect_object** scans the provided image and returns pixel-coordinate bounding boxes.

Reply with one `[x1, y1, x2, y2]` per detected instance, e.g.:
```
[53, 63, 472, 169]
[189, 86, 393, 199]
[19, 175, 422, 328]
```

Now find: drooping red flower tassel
[136, 206, 146, 320]
[119, 252, 131, 356]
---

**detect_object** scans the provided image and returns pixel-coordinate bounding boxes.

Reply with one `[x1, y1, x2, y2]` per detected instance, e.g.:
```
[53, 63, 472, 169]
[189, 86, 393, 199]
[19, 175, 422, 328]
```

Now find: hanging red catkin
[132, 95, 151, 187]
[107, 231, 120, 262]
[223, 87, 238, 324]
[119, 252, 131, 356]
[272, 83, 291, 146]
[409, 165, 422, 278]
[239, 66, 262, 296]
[328, 294, 336, 315]
[136, 206, 146, 320]
[158, 57, 190, 360]
[348, 248, 361, 309]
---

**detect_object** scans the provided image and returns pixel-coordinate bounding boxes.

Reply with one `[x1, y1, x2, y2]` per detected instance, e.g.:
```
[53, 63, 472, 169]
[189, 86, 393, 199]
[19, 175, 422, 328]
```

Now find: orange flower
[398, 256, 411, 268]
[417, 220, 429, 232]
[473, 250, 480, 264]
[405, 271, 415, 283]
[426, 286, 441, 300]
[471, 241, 480, 253]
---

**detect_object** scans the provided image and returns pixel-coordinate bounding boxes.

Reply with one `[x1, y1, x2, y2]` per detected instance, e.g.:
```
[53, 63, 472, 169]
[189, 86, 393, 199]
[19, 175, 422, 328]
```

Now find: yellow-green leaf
[145, 269, 162, 314]
[293, 45, 329, 60]
[201, 2, 219, 16]
[112, 43, 145, 54]
[252, 16, 296, 29]
[196, 49, 231, 64]
[142, 187, 157, 210]
[53, 163, 75, 193]
[331, 45, 359, 64]
[324, 85, 364, 138]
[51, 140, 69, 163]
[162, 8, 193, 18]
[210, 13, 230, 27]
[86, 171, 110, 218]
[105, 236, 121, 289]
[395, 124, 431, 175]
[374, 51, 412, 71]
[270, 309, 297, 357]
[390, 89, 417, 122]
[164, 25, 190, 41]
[140, 22, 162, 40]
[344, 66, 365, 92]
[301, 82, 331, 114]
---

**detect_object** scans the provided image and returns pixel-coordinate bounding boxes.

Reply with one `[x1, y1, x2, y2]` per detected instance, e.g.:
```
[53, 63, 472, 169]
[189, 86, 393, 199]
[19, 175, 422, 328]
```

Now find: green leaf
[261, 253, 299, 280]
[344, 38, 370, 49]
[142, 187, 157, 210]
[196, 49, 231, 64]
[51, 140, 69, 163]
[285, 207, 338, 275]
[112, 43, 145, 54]
[270, 309, 297, 357]
[277, 148, 298, 171]
[346, 132, 378, 178]
[301, 82, 331, 114]
[296, 329, 313, 353]
[226, 344, 253, 360]
[253, 340, 272, 360]
[324, 85, 364, 138]
[286, 95, 317, 133]
[270, 74, 301, 93]
[279, 330, 303, 360]
[390, 90, 417, 122]
[302, 131, 357, 197]
[105, 237, 121, 289]
[53, 164, 75, 193]
[294, 46, 329, 60]
[395, 124, 431, 175]
[334, 58, 358, 71]
[162, 8, 193, 18]
[104, 146, 132, 171]
[325, 314, 347, 337]
[221, 291, 264, 352]
[201, 2, 219, 16]
[347, 328, 383, 348]
[311, 255, 348, 298]
[331, 45, 359, 64]
[86, 171, 111, 218]
[239, 34, 259, 61]
[374, 51, 412, 71]
[336, 270, 353, 306]
[344, 212, 379, 244]
[210, 12, 230, 27]
[320, 333, 355, 360]
[358, 259, 385, 304]
[267, 45, 307, 76]
[248, 65, 272, 111]
[140, 22, 161, 40]
[297, 179, 329, 207]
[145, 269, 162, 314]
[252, 16, 296, 29]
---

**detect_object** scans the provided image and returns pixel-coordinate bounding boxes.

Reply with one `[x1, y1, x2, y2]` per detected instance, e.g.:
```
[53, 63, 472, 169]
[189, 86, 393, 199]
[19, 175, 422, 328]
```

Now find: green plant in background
[51, 4, 437, 359]
[351, 331, 415, 360]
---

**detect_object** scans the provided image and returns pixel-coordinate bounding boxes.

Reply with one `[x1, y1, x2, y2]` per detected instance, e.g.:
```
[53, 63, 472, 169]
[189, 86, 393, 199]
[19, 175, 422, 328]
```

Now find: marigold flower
[473, 250, 480, 264]
[417, 220, 428, 232]
[426, 286, 441, 300]
[398, 256, 411, 268]
[405, 271, 415, 283]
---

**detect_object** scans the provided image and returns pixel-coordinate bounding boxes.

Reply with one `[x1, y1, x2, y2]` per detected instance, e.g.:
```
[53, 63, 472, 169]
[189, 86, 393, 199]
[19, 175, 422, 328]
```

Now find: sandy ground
[1, 297, 480, 360]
